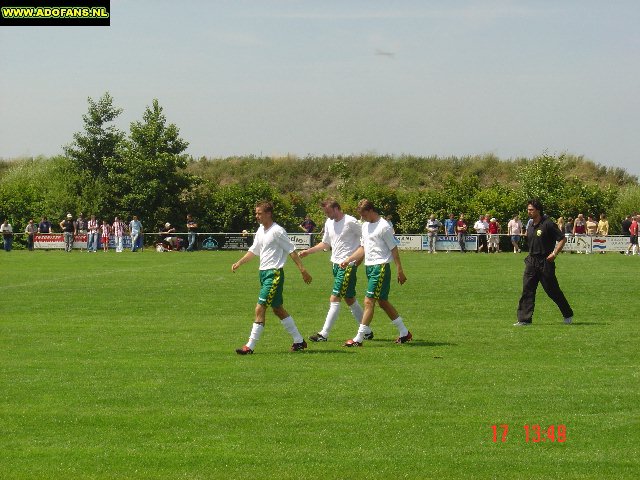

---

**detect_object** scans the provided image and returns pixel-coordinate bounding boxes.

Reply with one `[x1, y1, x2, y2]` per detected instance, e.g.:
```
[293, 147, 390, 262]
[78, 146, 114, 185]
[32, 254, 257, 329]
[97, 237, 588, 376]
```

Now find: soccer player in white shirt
[299, 199, 371, 342]
[341, 199, 412, 346]
[232, 201, 313, 354]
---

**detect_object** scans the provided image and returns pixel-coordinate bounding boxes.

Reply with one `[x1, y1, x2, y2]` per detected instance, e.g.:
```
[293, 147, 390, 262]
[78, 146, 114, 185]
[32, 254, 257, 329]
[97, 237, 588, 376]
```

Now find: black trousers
[517, 255, 573, 323]
[477, 234, 487, 252]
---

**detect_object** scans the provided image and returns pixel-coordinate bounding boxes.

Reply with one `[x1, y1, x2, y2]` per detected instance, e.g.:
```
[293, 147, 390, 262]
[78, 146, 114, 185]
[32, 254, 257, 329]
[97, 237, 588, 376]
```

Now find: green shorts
[331, 263, 358, 299]
[365, 263, 391, 300]
[258, 268, 284, 307]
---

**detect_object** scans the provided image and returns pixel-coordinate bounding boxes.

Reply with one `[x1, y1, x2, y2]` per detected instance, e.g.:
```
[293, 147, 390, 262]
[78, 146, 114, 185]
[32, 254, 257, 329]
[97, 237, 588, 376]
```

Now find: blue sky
[1, 0, 639, 175]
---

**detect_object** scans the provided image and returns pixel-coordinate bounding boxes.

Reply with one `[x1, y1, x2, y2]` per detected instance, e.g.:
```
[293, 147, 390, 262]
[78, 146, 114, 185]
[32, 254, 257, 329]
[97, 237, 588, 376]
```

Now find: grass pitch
[1, 250, 638, 479]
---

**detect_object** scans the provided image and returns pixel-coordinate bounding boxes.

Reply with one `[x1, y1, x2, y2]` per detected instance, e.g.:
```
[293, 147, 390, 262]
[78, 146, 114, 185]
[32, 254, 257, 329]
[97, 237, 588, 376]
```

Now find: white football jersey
[361, 218, 397, 265]
[322, 214, 362, 264]
[249, 222, 295, 270]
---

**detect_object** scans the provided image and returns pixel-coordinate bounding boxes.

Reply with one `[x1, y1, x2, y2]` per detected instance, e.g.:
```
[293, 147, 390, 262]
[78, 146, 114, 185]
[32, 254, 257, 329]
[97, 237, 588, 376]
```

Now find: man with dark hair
[341, 199, 412, 346]
[299, 198, 370, 342]
[514, 199, 573, 326]
[232, 200, 312, 354]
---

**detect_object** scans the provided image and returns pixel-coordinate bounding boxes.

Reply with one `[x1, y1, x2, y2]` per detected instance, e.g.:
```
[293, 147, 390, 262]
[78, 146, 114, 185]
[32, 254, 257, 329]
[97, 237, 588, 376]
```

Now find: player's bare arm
[391, 247, 407, 284]
[231, 251, 256, 272]
[340, 246, 364, 269]
[299, 241, 330, 258]
[289, 251, 312, 284]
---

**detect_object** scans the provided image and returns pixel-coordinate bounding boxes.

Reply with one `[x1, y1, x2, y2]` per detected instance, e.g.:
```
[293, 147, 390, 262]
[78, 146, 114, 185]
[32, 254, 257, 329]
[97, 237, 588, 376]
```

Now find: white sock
[246, 322, 264, 350]
[391, 316, 409, 337]
[280, 316, 304, 344]
[349, 300, 364, 325]
[353, 324, 368, 343]
[320, 302, 341, 338]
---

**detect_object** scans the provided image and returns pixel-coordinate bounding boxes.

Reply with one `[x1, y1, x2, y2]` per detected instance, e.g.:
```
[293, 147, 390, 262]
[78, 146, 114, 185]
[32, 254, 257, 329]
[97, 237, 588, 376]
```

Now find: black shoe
[236, 345, 254, 355]
[394, 331, 413, 344]
[513, 321, 532, 326]
[309, 333, 327, 342]
[291, 340, 308, 352]
[343, 339, 363, 347]
[363, 331, 374, 340]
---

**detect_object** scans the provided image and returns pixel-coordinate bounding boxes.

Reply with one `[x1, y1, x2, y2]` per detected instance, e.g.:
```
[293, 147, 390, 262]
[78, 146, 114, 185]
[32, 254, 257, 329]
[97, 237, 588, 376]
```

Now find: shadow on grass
[404, 341, 457, 347]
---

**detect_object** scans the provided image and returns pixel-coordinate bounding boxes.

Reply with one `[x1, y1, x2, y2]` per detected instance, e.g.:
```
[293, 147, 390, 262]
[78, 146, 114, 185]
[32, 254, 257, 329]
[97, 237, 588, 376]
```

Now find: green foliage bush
[2, 94, 638, 237]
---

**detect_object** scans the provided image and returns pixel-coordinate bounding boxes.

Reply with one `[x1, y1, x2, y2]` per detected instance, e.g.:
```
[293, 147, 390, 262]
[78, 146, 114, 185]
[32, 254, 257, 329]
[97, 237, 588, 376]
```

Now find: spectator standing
[564, 217, 574, 238]
[456, 214, 468, 253]
[425, 214, 442, 254]
[630, 216, 639, 256]
[488, 218, 501, 253]
[1, 219, 13, 251]
[75, 213, 88, 251]
[515, 199, 573, 326]
[300, 214, 317, 247]
[129, 216, 143, 252]
[585, 215, 598, 236]
[596, 214, 609, 236]
[59, 213, 75, 252]
[38, 216, 51, 234]
[473, 215, 488, 253]
[508, 214, 523, 253]
[113, 217, 125, 253]
[101, 220, 111, 252]
[622, 215, 633, 255]
[444, 213, 456, 236]
[25, 219, 37, 251]
[573, 213, 588, 254]
[87, 215, 99, 252]
[186, 214, 198, 251]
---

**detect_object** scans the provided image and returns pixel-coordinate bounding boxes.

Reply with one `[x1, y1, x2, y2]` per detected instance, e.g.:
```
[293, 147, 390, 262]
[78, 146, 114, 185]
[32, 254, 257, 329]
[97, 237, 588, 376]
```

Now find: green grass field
[1, 250, 638, 479]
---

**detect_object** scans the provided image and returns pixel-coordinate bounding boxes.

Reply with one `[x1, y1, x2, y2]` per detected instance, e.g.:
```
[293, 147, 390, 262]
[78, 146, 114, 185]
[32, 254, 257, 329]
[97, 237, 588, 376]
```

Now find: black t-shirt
[61, 220, 75, 233]
[621, 219, 632, 235]
[527, 215, 564, 256]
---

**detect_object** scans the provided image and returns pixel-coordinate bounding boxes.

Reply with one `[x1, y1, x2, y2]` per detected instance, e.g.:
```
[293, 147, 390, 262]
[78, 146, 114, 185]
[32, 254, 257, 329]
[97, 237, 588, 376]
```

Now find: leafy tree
[107, 99, 192, 229]
[64, 92, 124, 178]
[515, 154, 568, 213]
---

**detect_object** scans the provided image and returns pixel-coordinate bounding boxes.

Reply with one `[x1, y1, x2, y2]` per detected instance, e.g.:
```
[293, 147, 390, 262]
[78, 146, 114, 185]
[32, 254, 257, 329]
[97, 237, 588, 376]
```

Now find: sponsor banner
[563, 235, 591, 253]
[34, 234, 132, 249]
[590, 235, 628, 252]
[288, 233, 312, 249]
[218, 234, 251, 250]
[422, 235, 478, 251]
[396, 235, 422, 250]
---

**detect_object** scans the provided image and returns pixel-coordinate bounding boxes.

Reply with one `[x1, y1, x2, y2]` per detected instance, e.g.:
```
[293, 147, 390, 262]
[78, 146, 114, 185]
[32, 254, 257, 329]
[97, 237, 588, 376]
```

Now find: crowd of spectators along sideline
[2, 211, 638, 255]
[0, 213, 199, 253]
[424, 212, 639, 254]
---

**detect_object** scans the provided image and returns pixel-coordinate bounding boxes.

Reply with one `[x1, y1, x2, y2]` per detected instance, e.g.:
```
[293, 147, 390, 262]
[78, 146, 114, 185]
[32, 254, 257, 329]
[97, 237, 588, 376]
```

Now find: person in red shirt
[456, 214, 468, 253]
[488, 217, 501, 253]
[629, 215, 639, 256]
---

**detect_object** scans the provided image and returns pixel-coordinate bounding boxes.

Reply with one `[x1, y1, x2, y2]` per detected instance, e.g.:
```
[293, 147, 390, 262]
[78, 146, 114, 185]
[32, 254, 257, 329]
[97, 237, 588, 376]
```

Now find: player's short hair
[321, 198, 341, 210]
[255, 200, 274, 213]
[527, 198, 544, 216]
[357, 199, 376, 214]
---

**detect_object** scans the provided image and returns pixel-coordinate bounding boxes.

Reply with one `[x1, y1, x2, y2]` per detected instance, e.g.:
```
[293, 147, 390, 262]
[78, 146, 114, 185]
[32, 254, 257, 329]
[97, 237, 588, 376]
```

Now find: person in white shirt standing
[299, 198, 371, 342]
[232, 201, 313, 354]
[341, 199, 412, 347]
[473, 215, 489, 253]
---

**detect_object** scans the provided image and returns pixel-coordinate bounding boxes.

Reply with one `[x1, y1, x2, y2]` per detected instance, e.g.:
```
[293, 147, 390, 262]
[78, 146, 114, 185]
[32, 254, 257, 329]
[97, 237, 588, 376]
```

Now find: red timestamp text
[491, 424, 567, 443]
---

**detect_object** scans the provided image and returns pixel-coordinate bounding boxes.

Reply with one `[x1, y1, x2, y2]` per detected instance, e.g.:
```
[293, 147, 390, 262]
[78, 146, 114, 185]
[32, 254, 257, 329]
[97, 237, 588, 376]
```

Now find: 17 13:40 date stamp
[491, 424, 567, 443]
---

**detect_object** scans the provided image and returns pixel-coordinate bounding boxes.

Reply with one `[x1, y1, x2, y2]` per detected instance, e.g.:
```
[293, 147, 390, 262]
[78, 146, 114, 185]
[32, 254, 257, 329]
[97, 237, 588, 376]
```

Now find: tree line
[1, 92, 639, 242]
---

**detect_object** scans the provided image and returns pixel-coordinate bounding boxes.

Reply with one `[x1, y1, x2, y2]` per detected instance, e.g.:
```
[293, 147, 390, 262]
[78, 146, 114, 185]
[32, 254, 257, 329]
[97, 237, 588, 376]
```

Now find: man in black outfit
[515, 199, 573, 326]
